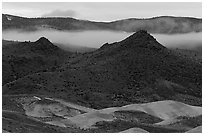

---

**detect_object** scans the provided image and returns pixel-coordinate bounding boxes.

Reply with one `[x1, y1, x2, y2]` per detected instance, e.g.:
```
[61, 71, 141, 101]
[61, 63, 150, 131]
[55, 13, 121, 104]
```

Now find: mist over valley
[2, 29, 202, 51]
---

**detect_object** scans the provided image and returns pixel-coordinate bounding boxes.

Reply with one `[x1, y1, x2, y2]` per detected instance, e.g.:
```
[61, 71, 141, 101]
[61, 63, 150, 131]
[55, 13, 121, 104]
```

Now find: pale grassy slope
[57, 100, 202, 129]
[24, 104, 82, 118]
[120, 127, 149, 133]
[51, 98, 96, 113]
[17, 96, 93, 118]
[45, 121, 67, 127]
[14, 96, 201, 130]
[154, 118, 178, 125]
[186, 126, 202, 133]
[62, 110, 115, 129]
[2, 130, 10, 133]
[100, 100, 202, 119]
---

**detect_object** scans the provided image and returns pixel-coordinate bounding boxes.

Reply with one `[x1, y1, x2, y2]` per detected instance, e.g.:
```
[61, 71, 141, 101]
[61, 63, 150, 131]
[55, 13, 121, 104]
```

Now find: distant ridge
[2, 14, 202, 34]
[2, 13, 202, 21]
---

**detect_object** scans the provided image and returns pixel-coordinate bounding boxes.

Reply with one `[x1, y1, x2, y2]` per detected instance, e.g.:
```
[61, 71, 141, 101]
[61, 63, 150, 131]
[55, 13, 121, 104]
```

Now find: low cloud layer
[42, 9, 77, 17]
[2, 29, 202, 50]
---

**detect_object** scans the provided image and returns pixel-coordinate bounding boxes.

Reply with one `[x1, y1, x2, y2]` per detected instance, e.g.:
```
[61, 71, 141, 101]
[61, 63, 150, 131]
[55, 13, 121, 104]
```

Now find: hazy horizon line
[3, 13, 202, 22]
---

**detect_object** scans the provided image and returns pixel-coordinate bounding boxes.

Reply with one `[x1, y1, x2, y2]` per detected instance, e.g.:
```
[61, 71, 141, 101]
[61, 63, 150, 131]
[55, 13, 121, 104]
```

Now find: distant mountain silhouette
[2, 14, 202, 34]
[3, 31, 201, 109]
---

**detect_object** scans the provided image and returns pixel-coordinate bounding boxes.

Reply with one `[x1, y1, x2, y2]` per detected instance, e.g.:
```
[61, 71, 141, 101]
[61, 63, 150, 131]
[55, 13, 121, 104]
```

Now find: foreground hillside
[2, 14, 201, 34]
[2, 30, 202, 132]
[2, 95, 202, 133]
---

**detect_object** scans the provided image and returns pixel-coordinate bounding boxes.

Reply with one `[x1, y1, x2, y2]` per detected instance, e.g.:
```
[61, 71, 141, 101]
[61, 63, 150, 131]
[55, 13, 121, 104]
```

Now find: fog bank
[2, 29, 202, 50]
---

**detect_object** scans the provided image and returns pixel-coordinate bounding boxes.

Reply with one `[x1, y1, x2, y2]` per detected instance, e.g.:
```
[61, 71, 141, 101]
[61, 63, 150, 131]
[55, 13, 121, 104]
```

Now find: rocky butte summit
[101, 30, 166, 51]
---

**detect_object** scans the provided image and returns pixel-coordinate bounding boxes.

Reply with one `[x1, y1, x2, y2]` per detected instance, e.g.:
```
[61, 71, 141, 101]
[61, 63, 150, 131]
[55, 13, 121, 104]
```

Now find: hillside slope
[3, 30, 202, 109]
[2, 37, 72, 85]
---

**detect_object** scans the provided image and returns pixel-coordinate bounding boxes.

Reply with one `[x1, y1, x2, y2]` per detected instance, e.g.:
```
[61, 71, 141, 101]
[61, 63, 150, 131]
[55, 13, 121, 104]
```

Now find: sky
[2, 2, 202, 21]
